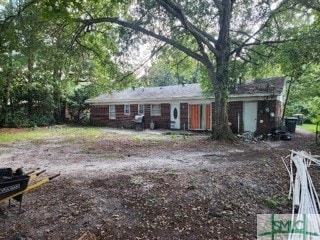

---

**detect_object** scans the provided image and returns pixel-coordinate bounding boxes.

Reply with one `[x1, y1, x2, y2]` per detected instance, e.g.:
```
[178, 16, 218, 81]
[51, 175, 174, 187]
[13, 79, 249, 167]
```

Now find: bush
[5, 111, 55, 127]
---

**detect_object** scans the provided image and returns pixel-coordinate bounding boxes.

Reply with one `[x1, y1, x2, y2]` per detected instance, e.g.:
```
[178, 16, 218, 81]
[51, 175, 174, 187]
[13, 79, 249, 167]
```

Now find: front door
[170, 103, 180, 129]
[243, 102, 257, 132]
[189, 104, 211, 130]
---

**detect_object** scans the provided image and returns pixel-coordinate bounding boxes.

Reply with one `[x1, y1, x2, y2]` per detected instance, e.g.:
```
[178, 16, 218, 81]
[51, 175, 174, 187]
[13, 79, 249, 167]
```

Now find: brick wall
[89, 105, 108, 126]
[256, 100, 281, 135]
[90, 103, 171, 129]
[90, 105, 135, 128]
[228, 101, 243, 133]
[149, 104, 170, 129]
[219, 100, 282, 135]
[90, 100, 283, 134]
[108, 105, 135, 128]
[143, 104, 151, 129]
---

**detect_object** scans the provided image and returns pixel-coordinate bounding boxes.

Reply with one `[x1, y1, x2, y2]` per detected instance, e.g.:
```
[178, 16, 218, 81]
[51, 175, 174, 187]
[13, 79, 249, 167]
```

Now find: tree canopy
[243, 6, 320, 123]
[0, 0, 320, 133]
[0, 0, 134, 126]
[74, 0, 319, 139]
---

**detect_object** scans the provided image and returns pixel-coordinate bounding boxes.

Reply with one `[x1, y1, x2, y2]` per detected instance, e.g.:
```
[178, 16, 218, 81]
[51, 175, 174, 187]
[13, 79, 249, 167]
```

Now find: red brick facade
[226, 100, 283, 135]
[149, 104, 171, 129]
[89, 100, 283, 134]
[228, 101, 243, 133]
[89, 106, 109, 126]
[90, 104, 171, 129]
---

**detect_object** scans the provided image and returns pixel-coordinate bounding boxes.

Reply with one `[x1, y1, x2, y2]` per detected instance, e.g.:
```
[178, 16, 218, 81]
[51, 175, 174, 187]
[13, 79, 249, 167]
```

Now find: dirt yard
[0, 127, 319, 240]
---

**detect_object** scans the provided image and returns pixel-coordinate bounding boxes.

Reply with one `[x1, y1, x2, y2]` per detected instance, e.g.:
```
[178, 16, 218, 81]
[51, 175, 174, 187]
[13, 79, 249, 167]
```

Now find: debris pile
[237, 132, 257, 143]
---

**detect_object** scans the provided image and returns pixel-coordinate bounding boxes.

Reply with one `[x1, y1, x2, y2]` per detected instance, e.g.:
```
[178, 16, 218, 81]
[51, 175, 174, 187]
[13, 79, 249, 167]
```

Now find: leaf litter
[0, 127, 318, 239]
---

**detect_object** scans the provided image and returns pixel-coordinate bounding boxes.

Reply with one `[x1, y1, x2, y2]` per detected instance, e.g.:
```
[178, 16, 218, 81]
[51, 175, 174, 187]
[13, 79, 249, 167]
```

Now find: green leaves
[0, 0, 136, 126]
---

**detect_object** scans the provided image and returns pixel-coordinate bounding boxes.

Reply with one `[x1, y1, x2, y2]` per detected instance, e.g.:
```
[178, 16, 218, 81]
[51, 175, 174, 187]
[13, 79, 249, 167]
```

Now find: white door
[170, 103, 180, 129]
[243, 102, 257, 132]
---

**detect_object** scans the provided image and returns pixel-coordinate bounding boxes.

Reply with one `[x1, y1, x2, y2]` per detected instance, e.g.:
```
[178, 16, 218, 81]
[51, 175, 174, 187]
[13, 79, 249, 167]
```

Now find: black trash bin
[285, 117, 298, 133]
[134, 115, 145, 131]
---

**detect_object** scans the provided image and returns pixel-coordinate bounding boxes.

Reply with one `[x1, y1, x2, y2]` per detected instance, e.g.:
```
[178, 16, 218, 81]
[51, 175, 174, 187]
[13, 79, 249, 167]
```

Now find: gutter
[85, 92, 281, 105]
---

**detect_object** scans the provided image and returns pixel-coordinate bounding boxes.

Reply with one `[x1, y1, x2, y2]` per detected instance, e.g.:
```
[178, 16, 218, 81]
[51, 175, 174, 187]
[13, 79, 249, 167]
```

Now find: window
[109, 105, 116, 119]
[124, 104, 130, 115]
[151, 104, 161, 116]
[138, 104, 144, 115]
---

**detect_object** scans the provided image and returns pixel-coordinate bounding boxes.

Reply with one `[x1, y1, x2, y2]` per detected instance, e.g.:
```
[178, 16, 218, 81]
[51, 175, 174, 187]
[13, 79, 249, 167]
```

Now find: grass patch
[167, 169, 178, 179]
[265, 198, 280, 209]
[0, 126, 192, 144]
[0, 128, 54, 143]
[297, 124, 317, 133]
[0, 126, 107, 143]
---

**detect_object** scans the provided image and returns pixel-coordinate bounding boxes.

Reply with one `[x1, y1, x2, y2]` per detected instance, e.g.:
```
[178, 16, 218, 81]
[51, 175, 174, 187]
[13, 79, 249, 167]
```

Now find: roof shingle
[230, 77, 285, 95]
[86, 77, 285, 104]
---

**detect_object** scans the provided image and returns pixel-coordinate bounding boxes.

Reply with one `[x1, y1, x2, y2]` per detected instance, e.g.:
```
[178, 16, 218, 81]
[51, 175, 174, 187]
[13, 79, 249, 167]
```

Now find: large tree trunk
[0, 53, 13, 127]
[77, 0, 236, 140]
[26, 54, 34, 118]
[209, 60, 234, 140]
[53, 66, 64, 123]
[211, 0, 234, 140]
[212, 87, 232, 140]
[0, 81, 9, 127]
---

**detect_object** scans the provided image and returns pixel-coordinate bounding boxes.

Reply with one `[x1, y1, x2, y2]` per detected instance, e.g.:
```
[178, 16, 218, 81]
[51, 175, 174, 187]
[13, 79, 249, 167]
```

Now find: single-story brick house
[85, 77, 286, 134]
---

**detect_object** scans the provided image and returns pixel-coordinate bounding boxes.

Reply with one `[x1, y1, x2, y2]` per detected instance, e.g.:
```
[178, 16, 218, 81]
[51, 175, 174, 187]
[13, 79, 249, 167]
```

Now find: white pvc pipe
[287, 151, 320, 240]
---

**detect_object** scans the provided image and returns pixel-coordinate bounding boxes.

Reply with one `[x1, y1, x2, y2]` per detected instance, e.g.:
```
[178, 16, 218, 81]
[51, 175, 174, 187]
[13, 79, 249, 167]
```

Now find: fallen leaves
[0, 128, 317, 239]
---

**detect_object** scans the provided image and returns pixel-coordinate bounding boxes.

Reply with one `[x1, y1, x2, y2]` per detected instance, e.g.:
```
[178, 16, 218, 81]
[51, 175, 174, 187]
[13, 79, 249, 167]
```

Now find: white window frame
[124, 104, 130, 115]
[151, 104, 161, 116]
[109, 105, 116, 119]
[138, 104, 144, 115]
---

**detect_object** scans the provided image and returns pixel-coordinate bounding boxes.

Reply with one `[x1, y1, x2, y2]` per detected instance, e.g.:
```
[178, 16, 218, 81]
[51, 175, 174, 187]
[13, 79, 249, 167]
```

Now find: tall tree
[242, 6, 320, 122]
[0, 0, 129, 126]
[0, 0, 22, 126]
[74, 0, 306, 140]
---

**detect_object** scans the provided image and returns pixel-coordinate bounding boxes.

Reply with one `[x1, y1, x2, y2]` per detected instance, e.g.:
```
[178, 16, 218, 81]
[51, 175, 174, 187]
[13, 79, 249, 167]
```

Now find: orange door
[206, 105, 211, 130]
[189, 105, 200, 129]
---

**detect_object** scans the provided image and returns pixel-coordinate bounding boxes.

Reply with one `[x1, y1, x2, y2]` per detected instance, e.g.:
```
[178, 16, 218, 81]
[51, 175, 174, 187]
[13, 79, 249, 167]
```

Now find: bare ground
[0, 127, 319, 240]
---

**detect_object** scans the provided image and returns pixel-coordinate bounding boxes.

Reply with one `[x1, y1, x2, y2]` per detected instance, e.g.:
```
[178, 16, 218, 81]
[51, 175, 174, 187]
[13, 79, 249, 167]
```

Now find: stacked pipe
[283, 151, 320, 239]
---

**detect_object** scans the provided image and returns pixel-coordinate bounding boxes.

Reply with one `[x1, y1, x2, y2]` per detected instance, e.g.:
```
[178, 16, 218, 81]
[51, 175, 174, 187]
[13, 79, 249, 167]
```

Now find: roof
[230, 77, 285, 95]
[86, 77, 285, 104]
[86, 84, 204, 104]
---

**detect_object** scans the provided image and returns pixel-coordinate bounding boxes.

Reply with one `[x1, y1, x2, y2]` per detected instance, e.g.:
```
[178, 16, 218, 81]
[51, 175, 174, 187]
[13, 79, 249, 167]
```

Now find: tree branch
[0, 0, 39, 33]
[75, 38, 104, 59]
[230, 0, 291, 56]
[76, 17, 208, 65]
[300, 0, 320, 11]
[116, 43, 166, 83]
[241, 38, 295, 47]
[155, 0, 218, 56]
